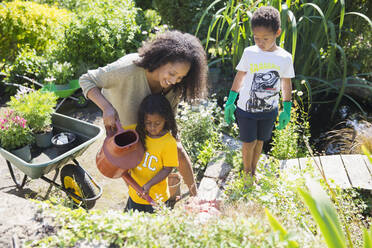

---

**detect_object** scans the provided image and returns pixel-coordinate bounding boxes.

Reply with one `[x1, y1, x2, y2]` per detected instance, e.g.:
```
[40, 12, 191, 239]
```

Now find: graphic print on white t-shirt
[246, 70, 280, 112]
[236, 46, 295, 113]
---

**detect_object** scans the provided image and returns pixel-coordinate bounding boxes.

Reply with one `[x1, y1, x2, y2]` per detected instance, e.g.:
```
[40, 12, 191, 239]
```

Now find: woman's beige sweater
[79, 53, 180, 128]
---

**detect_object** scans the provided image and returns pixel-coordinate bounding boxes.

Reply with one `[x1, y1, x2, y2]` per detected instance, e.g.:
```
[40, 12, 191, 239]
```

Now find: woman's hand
[102, 105, 120, 137]
[86, 87, 120, 137]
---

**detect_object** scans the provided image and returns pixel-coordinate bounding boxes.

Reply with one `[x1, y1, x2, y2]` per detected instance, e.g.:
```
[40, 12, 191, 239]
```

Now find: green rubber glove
[276, 101, 292, 130]
[224, 90, 238, 125]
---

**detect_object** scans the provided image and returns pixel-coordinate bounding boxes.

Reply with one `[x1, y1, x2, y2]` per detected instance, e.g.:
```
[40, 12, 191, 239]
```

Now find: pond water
[308, 99, 372, 155]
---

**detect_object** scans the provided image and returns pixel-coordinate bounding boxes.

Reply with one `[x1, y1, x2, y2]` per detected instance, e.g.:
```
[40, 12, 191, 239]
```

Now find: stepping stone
[197, 177, 222, 201]
[204, 152, 231, 179]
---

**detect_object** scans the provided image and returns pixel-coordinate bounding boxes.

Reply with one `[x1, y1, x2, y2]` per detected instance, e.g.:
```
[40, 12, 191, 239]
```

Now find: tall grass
[197, 0, 372, 118]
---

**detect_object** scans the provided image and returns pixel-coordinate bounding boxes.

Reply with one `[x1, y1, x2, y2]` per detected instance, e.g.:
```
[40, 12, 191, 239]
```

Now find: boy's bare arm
[142, 167, 173, 194]
[281, 78, 292, 101]
[231, 71, 247, 92]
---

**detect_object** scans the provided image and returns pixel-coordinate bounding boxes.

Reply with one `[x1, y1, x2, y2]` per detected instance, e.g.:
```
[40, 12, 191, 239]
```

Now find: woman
[79, 30, 208, 196]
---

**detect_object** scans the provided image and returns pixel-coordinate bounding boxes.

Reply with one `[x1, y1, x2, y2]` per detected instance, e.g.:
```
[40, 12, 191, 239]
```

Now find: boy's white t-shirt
[236, 45, 295, 113]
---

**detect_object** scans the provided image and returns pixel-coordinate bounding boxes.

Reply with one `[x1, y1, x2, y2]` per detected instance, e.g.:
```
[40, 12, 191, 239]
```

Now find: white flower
[301, 80, 306, 85]
[297, 91, 304, 96]
[45, 76, 56, 83]
[15, 86, 33, 99]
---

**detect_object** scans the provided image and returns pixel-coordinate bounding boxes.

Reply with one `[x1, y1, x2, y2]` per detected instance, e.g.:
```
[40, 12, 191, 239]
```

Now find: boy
[224, 6, 295, 178]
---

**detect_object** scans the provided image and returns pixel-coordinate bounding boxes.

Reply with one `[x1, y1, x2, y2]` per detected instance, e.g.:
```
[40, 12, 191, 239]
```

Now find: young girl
[125, 94, 179, 213]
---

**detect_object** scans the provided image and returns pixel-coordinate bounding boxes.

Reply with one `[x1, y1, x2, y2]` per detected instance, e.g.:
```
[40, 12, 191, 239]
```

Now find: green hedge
[55, 0, 156, 75]
[1, 0, 161, 88]
[0, 1, 72, 62]
[153, 0, 223, 39]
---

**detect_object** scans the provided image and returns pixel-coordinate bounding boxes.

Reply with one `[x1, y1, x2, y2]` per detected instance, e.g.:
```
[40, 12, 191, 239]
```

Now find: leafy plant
[265, 209, 299, 248]
[0, 110, 34, 150]
[269, 91, 311, 159]
[7, 90, 57, 133]
[362, 145, 372, 164]
[265, 178, 372, 248]
[47, 61, 74, 85]
[176, 99, 224, 179]
[3, 48, 49, 89]
[299, 180, 348, 247]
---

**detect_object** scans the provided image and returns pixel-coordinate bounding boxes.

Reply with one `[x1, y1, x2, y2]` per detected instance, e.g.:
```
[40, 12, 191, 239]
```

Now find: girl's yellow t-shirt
[129, 132, 178, 205]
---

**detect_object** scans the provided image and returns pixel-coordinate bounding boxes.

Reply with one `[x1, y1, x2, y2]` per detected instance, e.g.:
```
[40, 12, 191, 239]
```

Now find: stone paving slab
[204, 152, 231, 179]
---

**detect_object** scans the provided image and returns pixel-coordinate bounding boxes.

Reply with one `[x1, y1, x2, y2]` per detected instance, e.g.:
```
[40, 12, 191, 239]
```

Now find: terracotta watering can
[96, 121, 144, 178]
[96, 121, 156, 205]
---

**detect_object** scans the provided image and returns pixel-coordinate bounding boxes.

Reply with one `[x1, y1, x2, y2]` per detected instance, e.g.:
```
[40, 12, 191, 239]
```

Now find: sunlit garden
[1, 0, 372, 247]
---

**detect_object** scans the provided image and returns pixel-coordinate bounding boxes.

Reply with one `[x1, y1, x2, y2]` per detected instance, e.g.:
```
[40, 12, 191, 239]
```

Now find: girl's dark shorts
[125, 197, 170, 213]
[236, 107, 278, 143]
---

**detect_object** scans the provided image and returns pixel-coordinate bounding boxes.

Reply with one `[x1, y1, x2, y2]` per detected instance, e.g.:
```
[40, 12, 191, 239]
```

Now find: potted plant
[7, 89, 58, 148]
[0, 110, 34, 162]
[47, 61, 74, 86]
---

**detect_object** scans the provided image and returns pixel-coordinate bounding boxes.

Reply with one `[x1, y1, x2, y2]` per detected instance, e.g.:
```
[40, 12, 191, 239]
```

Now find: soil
[0, 99, 190, 247]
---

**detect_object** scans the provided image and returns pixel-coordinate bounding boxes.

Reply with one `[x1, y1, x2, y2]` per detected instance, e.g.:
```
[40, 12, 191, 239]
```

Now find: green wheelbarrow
[17, 75, 88, 111]
[0, 113, 104, 209]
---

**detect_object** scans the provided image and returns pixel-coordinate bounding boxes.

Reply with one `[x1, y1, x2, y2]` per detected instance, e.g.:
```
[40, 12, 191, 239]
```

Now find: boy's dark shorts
[236, 107, 278, 143]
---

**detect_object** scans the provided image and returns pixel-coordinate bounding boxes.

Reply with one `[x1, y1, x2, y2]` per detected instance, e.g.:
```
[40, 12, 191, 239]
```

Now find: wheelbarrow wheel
[60, 164, 96, 209]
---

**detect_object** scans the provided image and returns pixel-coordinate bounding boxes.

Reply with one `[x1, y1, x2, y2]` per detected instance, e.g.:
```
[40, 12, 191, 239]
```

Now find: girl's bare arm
[142, 167, 173, 194]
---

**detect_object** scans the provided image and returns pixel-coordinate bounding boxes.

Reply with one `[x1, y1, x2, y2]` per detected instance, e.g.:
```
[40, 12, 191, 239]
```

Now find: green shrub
[342, 0, 372, 82]
[3, 48, 49, 88]
[153, 0, 223, 39]
[134, 0, 154, 10]
[0, 1, 72, 62]
[136, 9, 162, 35]
[176, 99, 225, 179]
[34, 0, 92, 12]
[55, 0, 147, 74]
[27, 200, 312, 247]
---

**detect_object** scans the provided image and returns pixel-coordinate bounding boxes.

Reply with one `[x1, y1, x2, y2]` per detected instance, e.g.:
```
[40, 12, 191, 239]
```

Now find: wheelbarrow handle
[4, 82, 33, 91]
[122, 170, 156, 206]
[16, 74, 44, 87]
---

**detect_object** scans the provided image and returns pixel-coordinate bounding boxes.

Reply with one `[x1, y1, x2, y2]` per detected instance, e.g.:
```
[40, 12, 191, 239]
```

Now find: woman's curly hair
[136, 94, 178, 151]
[134, 30, 208, 101]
